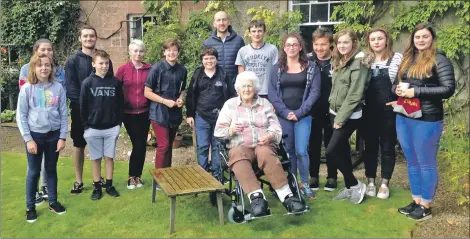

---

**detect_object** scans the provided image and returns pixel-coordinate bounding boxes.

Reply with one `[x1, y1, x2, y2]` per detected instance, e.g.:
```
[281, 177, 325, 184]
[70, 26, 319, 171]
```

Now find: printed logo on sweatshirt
[90, 87, 115, 97]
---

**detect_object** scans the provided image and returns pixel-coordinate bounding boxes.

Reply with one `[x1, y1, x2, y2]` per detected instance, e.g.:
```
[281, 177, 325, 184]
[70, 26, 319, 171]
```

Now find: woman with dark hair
[268, 32, 321, 200]
[388, 23, 455, 221]
[361, 28, 403, 199]
[327, 28, 371, 205]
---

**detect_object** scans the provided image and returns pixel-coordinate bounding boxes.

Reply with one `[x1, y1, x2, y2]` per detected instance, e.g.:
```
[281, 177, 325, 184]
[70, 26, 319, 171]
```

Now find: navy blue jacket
[202, 26, 245, 82]
[65, 50, 114, 103]
[268, 61, 321, 120]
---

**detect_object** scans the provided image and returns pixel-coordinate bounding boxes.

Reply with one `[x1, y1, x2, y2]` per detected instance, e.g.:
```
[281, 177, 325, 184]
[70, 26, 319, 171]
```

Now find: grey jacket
[16, 81, 68, 142]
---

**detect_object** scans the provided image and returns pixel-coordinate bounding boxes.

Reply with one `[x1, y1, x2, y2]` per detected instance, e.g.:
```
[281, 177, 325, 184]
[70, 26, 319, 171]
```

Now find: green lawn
[1, 152, 416, 238]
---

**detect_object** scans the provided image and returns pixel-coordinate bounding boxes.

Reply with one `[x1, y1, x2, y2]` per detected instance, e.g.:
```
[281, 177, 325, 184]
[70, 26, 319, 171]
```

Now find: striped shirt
[370, 52, 403, 83]
[214, 96, 282, 149]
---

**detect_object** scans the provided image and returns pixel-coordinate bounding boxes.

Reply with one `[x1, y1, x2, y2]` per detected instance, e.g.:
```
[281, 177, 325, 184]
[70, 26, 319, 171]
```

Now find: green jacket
[329, 51, 371, 126]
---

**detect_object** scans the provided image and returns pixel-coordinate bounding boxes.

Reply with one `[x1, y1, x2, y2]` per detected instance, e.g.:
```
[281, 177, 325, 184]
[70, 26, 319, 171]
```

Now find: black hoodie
[308, 52, 333, 117]
[79, 72, 123, 130]
[65, 50, 114, 103]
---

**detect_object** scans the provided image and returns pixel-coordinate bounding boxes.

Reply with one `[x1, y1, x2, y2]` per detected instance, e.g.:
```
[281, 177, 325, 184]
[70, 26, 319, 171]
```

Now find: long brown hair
[278, 32, 309, 72]
[363, 27, 393, 65]
[332, 28, 360, 71]
[27, 53, 54, 84]
[398, 23, 437, 81]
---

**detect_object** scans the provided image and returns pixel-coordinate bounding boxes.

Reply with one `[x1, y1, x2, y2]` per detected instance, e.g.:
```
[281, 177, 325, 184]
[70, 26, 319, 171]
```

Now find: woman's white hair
[128, 39, 146, 52]
[234, 71, 261, 94]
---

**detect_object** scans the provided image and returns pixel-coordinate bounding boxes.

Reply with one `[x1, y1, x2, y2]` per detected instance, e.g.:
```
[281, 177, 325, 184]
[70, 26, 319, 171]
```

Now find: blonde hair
[27, 53, 54, 84]
[129, 39, 146, 52]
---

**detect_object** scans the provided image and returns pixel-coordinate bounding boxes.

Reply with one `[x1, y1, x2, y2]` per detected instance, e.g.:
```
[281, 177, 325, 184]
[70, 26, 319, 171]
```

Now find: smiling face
[37, 43, 54, 59]
[249, 26, 265, 44]
[92, 56, 109, 76]
[213, 11, 230, 34]
[283, 37, 302, 58]
[35, 57, 52, 82]
[202, 54, 217, 71]
[129, 44, 145, 62]
[369, 30, 387, 54]
[237, 78, 255, 102]
[313, 37, 331, 60]
[79, 29, 97, 50]
[164, 45, 179, 64]
[413, 28, 433, 52]
[337, 34, 353, 56]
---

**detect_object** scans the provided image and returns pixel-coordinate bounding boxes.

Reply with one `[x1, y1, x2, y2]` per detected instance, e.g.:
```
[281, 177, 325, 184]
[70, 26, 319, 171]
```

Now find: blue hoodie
[16, 81, 68, 142]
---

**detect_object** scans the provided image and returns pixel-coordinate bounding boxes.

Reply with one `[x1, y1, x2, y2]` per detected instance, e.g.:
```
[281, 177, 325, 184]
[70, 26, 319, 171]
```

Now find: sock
[367, 178, 375, 186]
[247, 189, 265, 203]
[275, 184, 293, 203]
[380, 183, 388, 188]
[351, 183, 361, 189]
[106, 179, 113, 188]
[381, 178, 389, 186]
[93, 181, 102, 189]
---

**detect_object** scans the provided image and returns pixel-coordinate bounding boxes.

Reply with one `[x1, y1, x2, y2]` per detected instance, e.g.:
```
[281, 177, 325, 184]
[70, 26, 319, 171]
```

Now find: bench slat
[187, 167, 218, 188]
[174, 167, 202, 189]
[193, 166, 225, 190]
[150, 169, 177, 195]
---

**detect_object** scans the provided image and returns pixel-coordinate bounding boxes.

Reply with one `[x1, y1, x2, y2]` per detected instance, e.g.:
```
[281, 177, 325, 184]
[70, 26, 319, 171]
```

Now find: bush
[1, 110, 16, 123]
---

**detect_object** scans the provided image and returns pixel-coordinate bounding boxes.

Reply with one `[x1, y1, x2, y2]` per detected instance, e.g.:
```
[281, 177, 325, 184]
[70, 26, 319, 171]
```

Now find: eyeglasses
[285, 43, 300, 48]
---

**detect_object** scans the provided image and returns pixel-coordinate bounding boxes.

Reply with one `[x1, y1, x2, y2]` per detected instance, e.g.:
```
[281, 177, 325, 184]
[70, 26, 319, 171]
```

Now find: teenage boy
[185, 47, 237, 181]
[66, 25, 114, 194]
[307, 27, 337, 191]
[203, 11, 245, 84]
[80, 50, 123, 200]
[235, 20, 278, 98]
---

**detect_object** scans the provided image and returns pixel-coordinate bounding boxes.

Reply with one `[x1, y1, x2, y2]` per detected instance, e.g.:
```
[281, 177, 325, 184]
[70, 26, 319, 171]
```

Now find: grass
[1, 152, 416, 238]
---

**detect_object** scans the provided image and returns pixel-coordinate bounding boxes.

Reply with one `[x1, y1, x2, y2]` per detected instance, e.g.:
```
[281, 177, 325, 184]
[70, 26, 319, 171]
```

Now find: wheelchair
[215, 139, 310, 223]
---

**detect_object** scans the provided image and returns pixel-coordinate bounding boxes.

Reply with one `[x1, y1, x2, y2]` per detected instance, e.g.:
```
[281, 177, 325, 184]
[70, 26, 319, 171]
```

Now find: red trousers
[151, 121, 178, 168]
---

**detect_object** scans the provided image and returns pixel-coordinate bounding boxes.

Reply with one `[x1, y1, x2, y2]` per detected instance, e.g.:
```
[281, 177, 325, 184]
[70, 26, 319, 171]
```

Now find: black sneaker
[283, 194, 307, 213]
[324, 178, 337, 191]
[71, 182, 84, 194]
[91, 187, 102, 200]
[105, 186, 120, 197]
[127, 177, 136, 190]
[309, 178, 319, 191]
[135, 177, 144, 187]
[407, 205, 432, 221]
[49, 202, 66, 215]
[35, 192, 44, 206]
[26, 208, 37, 223]
[249, 193, 269, 217]
[40, 186, 48, 200]
[398, 201, 419, 215]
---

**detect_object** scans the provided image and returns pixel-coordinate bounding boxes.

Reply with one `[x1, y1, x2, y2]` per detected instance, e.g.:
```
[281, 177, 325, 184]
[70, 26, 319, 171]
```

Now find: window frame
[127, 14, 157, 41]
[289, 0, 344, 26]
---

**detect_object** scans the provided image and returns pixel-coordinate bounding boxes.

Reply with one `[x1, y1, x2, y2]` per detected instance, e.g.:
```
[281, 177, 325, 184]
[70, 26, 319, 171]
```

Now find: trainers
[407, 205, 432, 221]
[135, 177, 144, 187]
[377, 185, 390, 199]
[91, 187, 102, 200]
[40, 186, 48, 200]
[283, 194, 307, 213]
[70, 182, 84, 194]
[300, 183, 316, 200]
[309, 178, 319, 191]
[366, 183, 376, 197]
[324, 178, 337, 191]
[398, 201, 419, 215]
[249, 193, 269, 217]
[127, 177, 136, 190]
[105, 186, 120, 197]
[350, 181, 367, 204]
[155, 184, 162, 191]
[26, 208, 37, 223]
[333, 187, 351, 200]
[49, 202, 66, 215]
[35, 192, 44, 206]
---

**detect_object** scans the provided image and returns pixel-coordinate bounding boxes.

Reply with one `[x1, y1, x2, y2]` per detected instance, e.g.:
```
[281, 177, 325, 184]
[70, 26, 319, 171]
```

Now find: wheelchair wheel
[228, 206, 245, 223]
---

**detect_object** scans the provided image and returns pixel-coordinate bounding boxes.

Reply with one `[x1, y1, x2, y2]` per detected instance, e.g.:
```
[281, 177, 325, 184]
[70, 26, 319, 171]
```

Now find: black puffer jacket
[392, 49, 455, 121]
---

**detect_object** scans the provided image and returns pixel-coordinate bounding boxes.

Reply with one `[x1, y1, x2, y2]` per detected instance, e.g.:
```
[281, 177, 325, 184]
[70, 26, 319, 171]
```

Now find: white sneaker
[366, 183, 376, 197]
[377, 185, 390, 199]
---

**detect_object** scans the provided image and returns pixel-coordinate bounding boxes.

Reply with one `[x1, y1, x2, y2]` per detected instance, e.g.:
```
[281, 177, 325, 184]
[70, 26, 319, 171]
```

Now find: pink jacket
[115, 61, 152, 114]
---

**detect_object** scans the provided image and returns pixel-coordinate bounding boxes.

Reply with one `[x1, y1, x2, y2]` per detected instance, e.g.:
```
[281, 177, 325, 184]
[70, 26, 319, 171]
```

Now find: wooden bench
[150, 165, 226, 234]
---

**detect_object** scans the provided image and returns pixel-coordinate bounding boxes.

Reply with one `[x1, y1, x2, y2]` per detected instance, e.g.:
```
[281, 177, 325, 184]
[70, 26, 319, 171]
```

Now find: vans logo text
[90, 87, 115, 96]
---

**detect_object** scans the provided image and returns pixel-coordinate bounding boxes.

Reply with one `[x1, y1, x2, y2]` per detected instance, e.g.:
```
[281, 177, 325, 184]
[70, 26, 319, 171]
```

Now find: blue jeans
[396, 115, 443, 203]
[279, 116, 312, 185]
[26, 130, 60, 208]
[195, 113, 221, 178]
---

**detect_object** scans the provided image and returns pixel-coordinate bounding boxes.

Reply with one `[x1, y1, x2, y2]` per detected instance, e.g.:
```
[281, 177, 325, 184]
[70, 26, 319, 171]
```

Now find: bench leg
[170, 197, 176, 234]
[152, 179, 156, 203]
[216, 192, 224, 225]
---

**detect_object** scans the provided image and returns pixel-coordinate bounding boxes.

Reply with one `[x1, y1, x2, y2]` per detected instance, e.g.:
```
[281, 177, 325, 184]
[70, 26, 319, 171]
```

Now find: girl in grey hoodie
[16, 53, 68, 223]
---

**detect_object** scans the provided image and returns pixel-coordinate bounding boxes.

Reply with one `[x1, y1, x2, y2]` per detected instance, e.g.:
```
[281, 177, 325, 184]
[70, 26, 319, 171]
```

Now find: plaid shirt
[214, 96, 282, 149]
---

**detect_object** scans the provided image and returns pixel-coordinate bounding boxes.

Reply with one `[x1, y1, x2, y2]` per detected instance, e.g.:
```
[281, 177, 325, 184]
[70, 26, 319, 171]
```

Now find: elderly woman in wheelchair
[214, 71, 308, 220]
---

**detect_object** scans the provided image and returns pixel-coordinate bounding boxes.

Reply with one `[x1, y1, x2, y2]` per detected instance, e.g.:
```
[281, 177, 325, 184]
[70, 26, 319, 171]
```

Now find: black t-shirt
[280, 69, 307, 110]
[196, 71, 225, 124]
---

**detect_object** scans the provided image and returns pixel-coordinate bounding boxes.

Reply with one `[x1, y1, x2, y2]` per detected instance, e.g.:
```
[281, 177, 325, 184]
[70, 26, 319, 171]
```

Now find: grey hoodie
[16, 81, 68, 142]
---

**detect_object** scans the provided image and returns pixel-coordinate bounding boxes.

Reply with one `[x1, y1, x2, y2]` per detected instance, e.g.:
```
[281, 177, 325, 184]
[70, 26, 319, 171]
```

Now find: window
[128, 14, 157, 41]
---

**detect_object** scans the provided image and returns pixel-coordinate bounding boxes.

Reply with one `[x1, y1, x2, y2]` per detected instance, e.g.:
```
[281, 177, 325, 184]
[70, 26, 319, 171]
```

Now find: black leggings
[325, 114, 360, 188]
[123, 112, 150, 177]
[309, 113, 336, 180]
